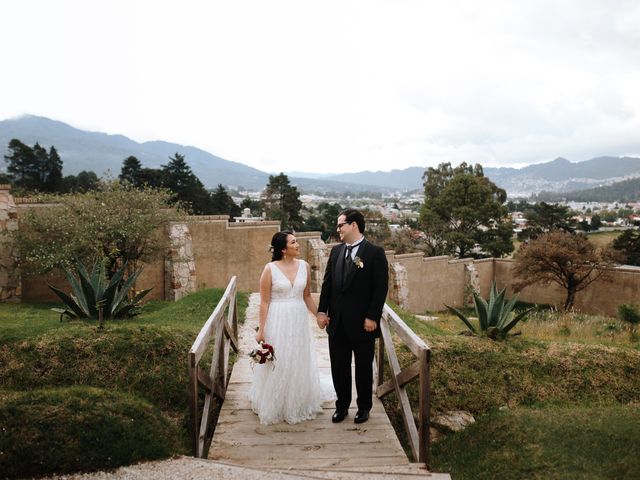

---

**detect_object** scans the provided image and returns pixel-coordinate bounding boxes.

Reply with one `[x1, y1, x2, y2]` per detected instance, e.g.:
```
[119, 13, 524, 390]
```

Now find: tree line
[1, 138, 336, 232]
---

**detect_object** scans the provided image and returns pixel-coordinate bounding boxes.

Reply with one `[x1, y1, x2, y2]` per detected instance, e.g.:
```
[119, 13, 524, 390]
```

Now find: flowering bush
[17, 180, 184, 278]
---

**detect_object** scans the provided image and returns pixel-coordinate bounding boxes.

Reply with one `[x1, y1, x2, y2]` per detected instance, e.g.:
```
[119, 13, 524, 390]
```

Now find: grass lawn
[431, 404, 640, 480]
[3, 291, 639, 479]
[0, 288, 248, 478]
[585, 230, 624, 247]
[383, 304, 640, 478]
[508, 229, 623, 258]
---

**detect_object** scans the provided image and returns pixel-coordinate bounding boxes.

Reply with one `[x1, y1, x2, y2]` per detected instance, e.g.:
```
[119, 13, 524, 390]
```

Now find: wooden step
[270, 465, 451, 479]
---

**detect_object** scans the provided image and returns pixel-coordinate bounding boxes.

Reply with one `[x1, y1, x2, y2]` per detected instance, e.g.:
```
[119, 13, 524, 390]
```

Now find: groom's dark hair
[340, 209, 365, 234]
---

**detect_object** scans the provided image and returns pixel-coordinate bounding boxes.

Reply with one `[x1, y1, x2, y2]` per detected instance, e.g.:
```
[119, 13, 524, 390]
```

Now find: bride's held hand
[316, 313, 329, 330]
[255, 328, 265, 343]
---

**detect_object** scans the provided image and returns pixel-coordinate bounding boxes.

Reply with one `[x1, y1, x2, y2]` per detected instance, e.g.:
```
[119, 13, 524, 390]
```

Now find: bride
[248, 231, 333, 425]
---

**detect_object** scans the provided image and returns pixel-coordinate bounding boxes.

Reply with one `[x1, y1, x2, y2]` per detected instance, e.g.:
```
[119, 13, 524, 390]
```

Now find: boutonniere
[354, 256, 364, 269]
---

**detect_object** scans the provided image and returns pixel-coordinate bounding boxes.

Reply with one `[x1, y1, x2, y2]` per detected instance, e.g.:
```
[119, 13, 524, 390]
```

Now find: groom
[317, 209, 389, 424]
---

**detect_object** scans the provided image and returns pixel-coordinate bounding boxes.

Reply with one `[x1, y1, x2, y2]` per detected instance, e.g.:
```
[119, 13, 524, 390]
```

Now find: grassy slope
[384, 305, 640, 477]
[0, 289, 248, 477]
[0, 386, 182, 478]
[1, 292, 223, 412]
[431, 404, 640, 480]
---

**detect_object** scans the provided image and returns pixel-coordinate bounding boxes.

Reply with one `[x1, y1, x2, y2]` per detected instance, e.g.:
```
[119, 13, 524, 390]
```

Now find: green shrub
[618, 304, 640, 326]
[0, 386, 180, 478]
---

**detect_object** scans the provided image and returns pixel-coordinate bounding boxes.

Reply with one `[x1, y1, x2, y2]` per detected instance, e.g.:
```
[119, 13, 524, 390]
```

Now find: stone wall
[187, 217, 281, 293]
[164, 222, 196, 301]
[2, 190, 639, 316]
[0, 185, 19, 301]
[381, 252, 640, 317]
[493, 259, 640, 316]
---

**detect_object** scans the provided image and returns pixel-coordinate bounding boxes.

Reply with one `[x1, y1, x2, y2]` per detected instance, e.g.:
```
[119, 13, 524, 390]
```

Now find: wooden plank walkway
[209, 293, 411, 470]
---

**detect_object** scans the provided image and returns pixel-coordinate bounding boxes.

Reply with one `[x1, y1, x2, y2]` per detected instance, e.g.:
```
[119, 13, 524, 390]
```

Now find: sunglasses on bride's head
[336, 221, 352, 229]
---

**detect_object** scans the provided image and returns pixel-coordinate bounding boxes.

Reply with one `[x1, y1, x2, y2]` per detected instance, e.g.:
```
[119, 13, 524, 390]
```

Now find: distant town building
[233, 208, 265, 223]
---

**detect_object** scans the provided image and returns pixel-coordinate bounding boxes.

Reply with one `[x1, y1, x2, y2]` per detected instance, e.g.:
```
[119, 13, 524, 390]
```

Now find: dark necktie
[343, 245, 354, 281]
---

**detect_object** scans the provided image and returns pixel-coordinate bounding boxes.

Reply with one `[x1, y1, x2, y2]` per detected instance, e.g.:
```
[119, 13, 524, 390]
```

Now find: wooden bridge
[189, 280, 450, 479]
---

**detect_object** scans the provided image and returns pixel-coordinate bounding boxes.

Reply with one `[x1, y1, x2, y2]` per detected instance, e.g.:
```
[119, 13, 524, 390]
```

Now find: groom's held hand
[316, 312, 329, 329]
[364, 318, 377, 332]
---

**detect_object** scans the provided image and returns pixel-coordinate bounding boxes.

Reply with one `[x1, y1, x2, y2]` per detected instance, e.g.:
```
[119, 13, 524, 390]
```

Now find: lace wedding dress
[248, 261, 334, 425]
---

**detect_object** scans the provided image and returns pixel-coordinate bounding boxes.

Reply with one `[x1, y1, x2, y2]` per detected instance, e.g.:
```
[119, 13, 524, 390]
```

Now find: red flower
[249, 340, 276, 366]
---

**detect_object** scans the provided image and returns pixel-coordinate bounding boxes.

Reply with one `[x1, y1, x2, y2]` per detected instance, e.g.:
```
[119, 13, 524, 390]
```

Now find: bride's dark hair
[271, 231, 293, 261]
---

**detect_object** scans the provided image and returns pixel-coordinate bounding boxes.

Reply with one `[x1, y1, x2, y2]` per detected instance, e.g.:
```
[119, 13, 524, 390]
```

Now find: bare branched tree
[513, 230, 621, 310]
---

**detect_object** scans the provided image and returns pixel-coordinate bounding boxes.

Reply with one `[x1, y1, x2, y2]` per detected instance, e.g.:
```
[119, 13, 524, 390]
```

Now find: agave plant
[446, 282, 533, 340]
[49, 259, 152, 320]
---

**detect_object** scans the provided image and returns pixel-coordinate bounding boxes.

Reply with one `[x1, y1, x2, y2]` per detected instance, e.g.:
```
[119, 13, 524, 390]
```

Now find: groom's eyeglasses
[336, 222, 352, 229]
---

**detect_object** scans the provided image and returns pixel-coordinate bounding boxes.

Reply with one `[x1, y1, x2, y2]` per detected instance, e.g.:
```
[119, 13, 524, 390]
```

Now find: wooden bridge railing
[188, 276, 238, 458]
[376, 303, 432, 465]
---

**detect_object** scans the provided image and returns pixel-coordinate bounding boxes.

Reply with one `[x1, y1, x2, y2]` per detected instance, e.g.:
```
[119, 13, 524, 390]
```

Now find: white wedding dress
[248, 261, 334, 425]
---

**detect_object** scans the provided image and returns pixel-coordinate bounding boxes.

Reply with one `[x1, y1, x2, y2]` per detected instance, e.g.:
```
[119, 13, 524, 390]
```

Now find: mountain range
[1, 115, 639, 198]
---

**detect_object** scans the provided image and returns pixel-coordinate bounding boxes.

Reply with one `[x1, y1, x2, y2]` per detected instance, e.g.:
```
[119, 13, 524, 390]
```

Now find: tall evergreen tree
[119, 156, 143, 186]
[210, 184, 241, 218]
[419, 162, 513, 258]
[261, 173, 303, 230]
[45, 146, 64, 192]
[162, 152, 212, 214]
[4, 139, 38, 189]
[139, 167, 167, 188]
[613, 229, 640, 266]
[4, 139, 64, 192]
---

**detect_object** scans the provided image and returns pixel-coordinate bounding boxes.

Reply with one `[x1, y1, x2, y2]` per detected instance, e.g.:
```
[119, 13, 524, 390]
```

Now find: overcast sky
[1, 0, 639, 174]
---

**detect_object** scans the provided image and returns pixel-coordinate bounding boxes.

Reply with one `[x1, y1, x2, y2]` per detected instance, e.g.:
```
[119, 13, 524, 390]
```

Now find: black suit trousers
[328, 321, 375, 412]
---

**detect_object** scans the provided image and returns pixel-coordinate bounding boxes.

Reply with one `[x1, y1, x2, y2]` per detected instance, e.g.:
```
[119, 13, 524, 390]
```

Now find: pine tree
[613, 229, 640, 266]
[210, 184, 241, 218]
[4, 139, 38, 190]
[3, 139, 64, 192]
[261, 173, 303, 230]
[162, 153, 213, 214]
[119, 156, 143, 186]
[45, 146, 64, 192]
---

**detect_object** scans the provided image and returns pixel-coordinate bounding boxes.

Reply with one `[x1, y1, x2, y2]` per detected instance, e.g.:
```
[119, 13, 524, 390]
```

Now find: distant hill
[323, 167, 425, 191]
[0, 115, 269, 189]
[534, 176, 640, 203]
[483, 157, 640, 197]
[315, 158, 640, 197]
[2, 115, 639, 197]
[0, 115, 383, 192]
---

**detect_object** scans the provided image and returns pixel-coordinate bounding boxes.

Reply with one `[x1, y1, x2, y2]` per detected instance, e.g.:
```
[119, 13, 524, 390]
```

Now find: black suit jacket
[318, 239, 389, 341]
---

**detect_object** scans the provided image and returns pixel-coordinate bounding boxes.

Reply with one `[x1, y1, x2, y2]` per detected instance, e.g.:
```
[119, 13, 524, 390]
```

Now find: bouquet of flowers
[249, 340, 276, 365]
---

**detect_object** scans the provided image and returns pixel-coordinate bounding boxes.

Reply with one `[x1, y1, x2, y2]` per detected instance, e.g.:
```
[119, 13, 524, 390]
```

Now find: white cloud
[1, 0, 639, 174]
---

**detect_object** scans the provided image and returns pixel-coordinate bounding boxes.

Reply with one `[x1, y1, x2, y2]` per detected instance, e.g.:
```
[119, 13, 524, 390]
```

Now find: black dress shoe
[332, 408, 348, 423]
[354, 409, 369, 424]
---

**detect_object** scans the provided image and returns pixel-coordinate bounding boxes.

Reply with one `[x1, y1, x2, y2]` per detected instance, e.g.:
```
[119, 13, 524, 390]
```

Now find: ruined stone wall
[294, 232, 326, 292]
[5, 193, 640, 316]
[0, 185, 19, 301]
